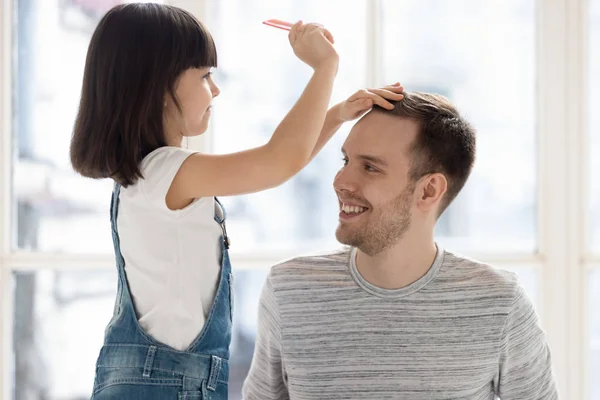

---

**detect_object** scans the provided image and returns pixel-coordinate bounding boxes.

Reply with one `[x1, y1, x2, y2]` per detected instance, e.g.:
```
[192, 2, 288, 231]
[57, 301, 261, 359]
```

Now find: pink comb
[263, 19, 294, 31]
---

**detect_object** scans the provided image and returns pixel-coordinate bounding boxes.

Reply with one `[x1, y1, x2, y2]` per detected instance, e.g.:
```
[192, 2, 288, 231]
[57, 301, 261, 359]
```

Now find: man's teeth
[342, 204, 366, 214]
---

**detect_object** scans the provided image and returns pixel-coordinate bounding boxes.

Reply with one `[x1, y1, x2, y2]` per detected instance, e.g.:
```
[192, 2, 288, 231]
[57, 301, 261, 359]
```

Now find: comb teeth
[262, 19, 294, 31]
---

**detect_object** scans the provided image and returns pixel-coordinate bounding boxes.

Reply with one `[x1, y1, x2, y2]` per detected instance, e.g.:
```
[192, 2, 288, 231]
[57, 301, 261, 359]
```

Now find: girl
[70, 3, 338, 399]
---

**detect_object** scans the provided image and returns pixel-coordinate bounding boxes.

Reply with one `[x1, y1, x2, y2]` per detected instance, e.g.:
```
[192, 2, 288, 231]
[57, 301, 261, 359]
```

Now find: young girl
[70, 3, 338, 399]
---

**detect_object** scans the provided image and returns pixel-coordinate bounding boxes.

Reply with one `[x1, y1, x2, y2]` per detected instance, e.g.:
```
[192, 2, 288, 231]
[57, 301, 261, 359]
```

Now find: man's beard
[336, 185, 414, 256]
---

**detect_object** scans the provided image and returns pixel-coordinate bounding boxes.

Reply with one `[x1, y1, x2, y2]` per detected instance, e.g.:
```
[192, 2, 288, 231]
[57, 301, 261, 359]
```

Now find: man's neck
[355, 231, 438, 290]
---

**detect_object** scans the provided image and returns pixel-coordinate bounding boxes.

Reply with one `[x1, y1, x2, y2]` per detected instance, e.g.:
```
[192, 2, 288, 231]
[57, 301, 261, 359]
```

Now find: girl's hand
[288, 21, 339, 71]
[338, 83, 405, 122]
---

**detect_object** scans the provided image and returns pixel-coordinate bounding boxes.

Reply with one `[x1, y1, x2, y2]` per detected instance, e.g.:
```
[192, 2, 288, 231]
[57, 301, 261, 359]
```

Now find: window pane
[12, 0, 162, 254]
[11, 268, 267, 400]
[591, 269, 600, 400]
[382, 0, 536, 253]
[228, 269, 269, 398]
[207, 0, 367, 253]
[590, 0, 600, 253]
[12, 270, 115, 399]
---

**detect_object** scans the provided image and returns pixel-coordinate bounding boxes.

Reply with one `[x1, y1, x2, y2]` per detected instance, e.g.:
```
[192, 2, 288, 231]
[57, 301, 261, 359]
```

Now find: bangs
[171, 8, 218, 70]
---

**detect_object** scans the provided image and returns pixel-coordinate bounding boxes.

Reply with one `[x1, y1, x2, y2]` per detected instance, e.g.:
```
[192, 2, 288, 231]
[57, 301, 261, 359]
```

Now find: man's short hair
[376, 92, 476, 216]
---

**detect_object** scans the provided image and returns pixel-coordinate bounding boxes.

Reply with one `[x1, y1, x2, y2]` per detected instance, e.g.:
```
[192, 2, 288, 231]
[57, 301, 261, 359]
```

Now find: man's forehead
[344, 111, 418, 152]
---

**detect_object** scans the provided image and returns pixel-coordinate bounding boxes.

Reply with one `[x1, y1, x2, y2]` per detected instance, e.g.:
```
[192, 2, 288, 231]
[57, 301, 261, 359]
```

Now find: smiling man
[242, 92, 559, 400]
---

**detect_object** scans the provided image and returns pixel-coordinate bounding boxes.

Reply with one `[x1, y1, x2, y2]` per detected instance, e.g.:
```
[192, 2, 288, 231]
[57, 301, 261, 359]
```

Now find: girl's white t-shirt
[117, 146, 223, 351]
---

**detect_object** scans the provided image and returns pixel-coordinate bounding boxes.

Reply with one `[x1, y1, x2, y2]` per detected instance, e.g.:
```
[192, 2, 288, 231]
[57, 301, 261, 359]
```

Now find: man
[242, 90, 559, 399]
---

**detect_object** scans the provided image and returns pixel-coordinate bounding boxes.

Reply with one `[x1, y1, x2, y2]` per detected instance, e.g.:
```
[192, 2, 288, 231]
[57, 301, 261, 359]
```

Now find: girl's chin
[184, 124, 209, 137]
[182, 131, 205, 138]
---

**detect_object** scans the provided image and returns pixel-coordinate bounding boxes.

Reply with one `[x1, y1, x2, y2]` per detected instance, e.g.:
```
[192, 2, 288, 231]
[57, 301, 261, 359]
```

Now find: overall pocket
[92, 367, 182, 399]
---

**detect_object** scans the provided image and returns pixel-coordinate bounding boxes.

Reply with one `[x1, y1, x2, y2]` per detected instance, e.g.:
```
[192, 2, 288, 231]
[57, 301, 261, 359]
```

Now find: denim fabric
[91, 184, 232, 399]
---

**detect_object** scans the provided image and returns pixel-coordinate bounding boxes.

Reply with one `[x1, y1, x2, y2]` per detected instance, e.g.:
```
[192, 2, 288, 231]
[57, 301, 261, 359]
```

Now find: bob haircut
[70, 3, 217, 186]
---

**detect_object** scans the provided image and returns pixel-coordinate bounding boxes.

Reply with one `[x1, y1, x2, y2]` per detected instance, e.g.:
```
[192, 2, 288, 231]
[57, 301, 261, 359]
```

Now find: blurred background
[0, 0, 598, 399]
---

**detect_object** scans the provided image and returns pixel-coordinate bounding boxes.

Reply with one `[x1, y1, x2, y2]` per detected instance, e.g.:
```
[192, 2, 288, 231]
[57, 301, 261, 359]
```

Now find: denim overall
[91, 184, 233, 399]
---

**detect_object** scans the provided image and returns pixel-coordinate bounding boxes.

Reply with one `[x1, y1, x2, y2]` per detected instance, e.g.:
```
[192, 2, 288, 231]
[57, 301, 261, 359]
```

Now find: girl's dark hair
[70, 3, 217, 186]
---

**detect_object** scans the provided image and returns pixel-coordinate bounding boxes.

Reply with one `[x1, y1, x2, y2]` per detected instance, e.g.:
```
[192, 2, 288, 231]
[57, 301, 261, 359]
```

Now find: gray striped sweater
[242, 247, 558, 400]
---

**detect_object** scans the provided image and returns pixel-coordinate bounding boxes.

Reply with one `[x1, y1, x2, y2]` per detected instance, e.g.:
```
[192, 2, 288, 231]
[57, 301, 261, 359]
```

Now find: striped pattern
[242, 247, 558, 400]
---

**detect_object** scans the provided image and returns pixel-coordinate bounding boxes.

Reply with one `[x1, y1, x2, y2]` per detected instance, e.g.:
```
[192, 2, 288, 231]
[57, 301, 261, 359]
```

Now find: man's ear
[415, 173, 447, 212]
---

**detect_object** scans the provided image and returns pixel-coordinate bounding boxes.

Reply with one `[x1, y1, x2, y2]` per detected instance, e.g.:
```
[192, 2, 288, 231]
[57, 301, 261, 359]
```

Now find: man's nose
[333, 168, 358, 193]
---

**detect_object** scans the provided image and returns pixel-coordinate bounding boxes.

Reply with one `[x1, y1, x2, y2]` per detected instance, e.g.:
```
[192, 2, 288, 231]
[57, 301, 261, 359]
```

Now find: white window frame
[0, 0, 596, 399]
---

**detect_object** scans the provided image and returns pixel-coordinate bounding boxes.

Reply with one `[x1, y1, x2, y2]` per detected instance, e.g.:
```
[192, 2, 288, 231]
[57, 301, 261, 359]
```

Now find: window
[12, 0, 143, 254]
[591, 0, 600, 254]
[591, 270, 600, 400]
[12, 270, 115, 399]
[0, 1, 595, 399]
[589, 0, 600, 398]
[381, 0, 536, 254]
